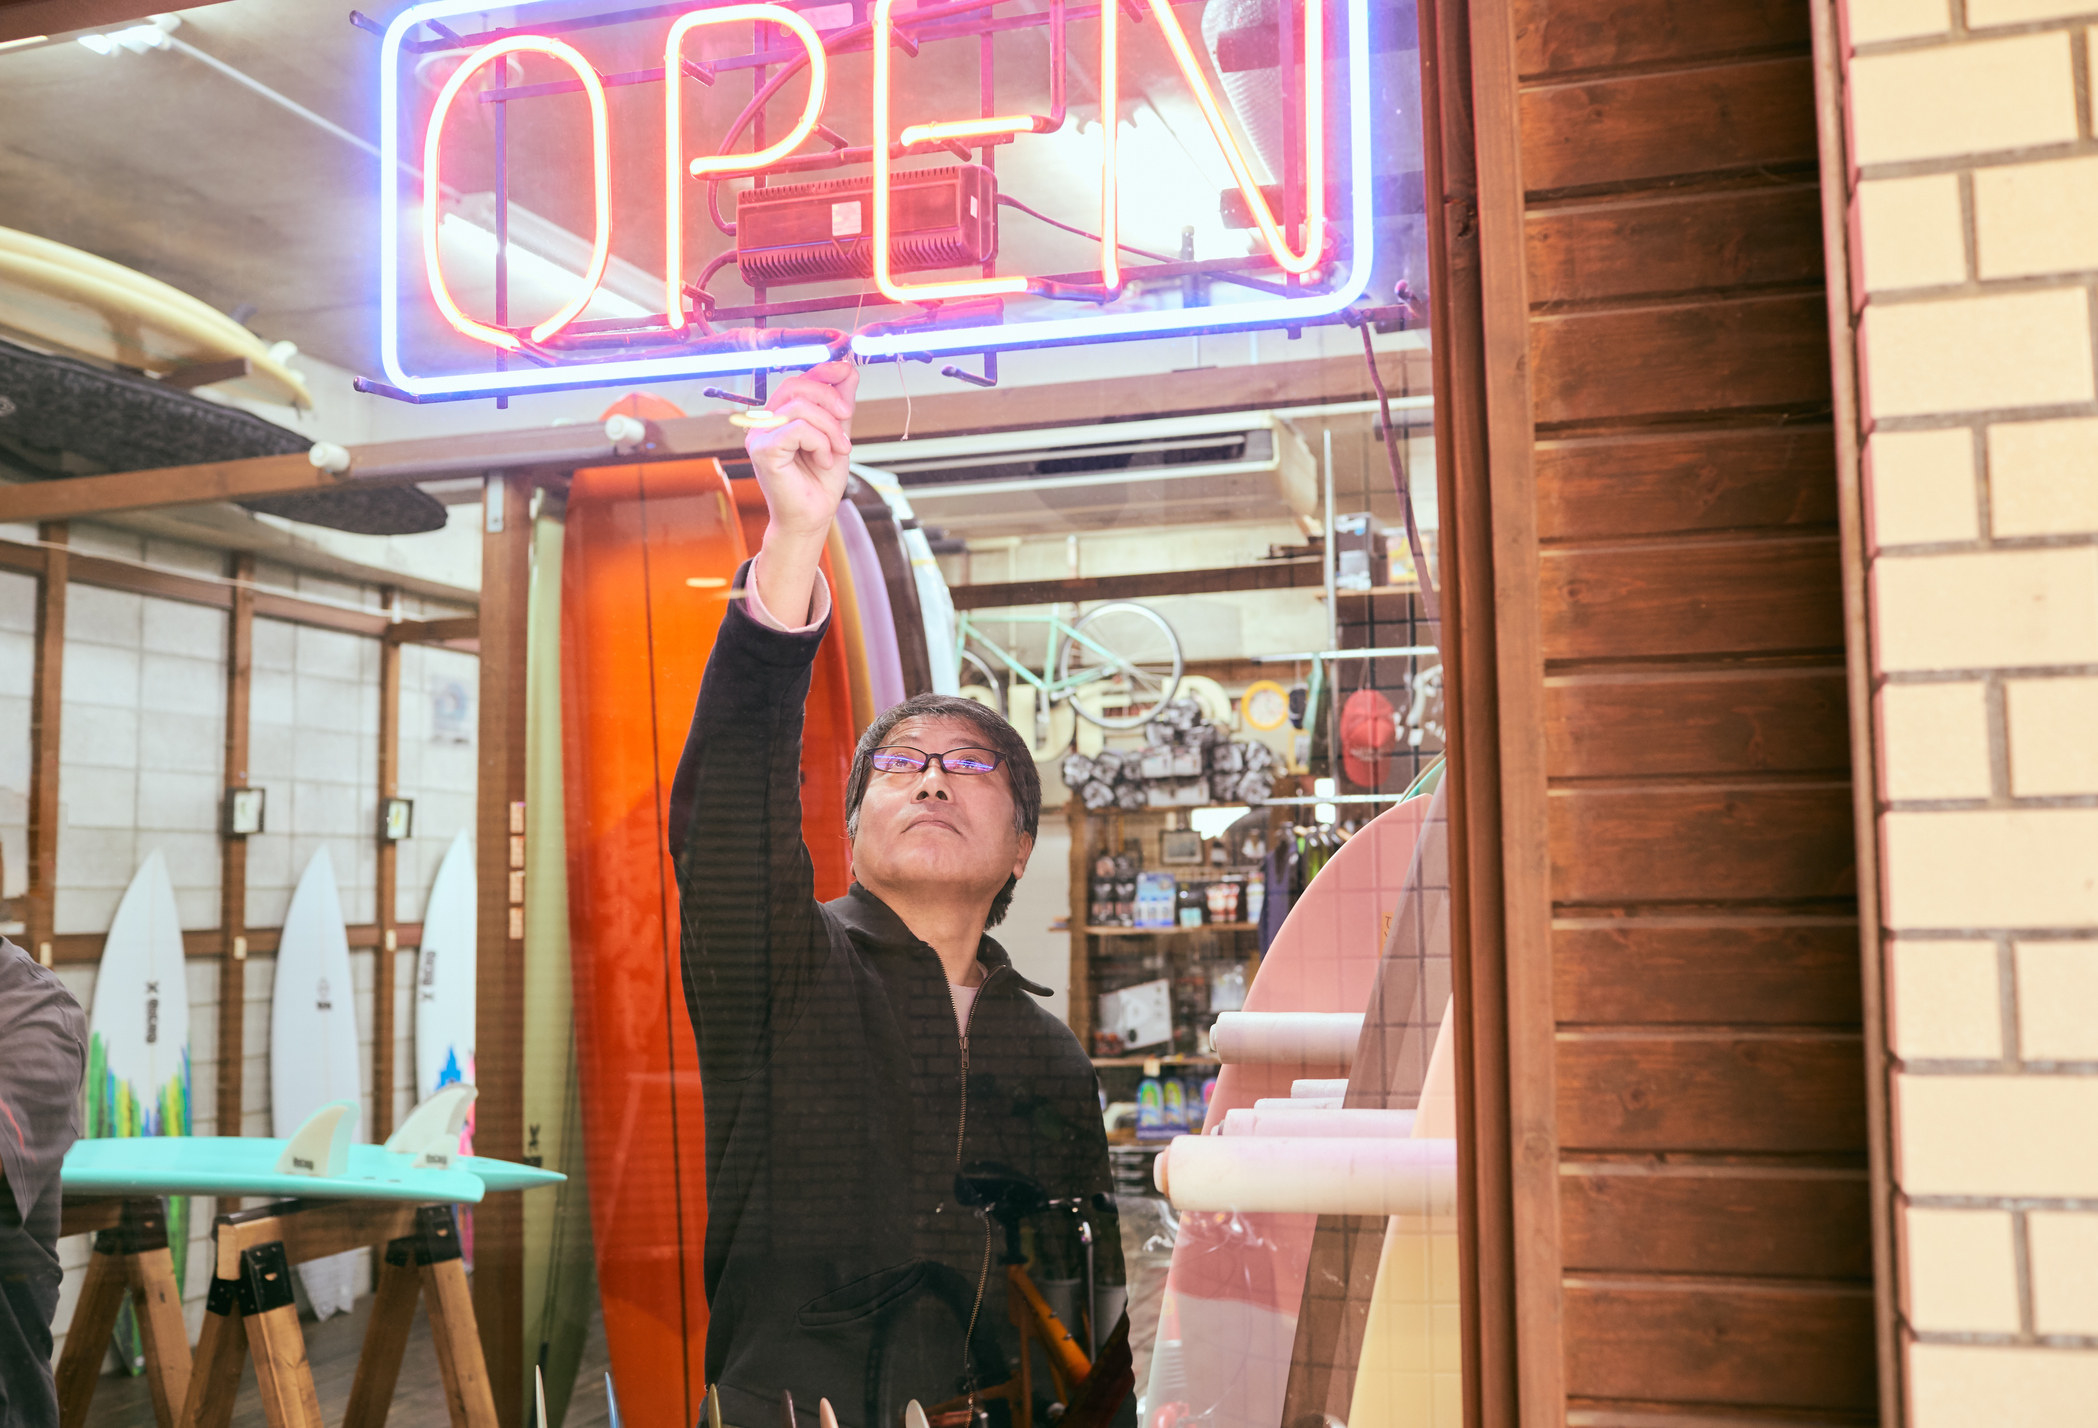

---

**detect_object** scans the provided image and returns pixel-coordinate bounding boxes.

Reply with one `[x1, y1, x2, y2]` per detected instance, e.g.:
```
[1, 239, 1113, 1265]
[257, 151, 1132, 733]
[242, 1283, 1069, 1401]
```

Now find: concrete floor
[80, 1289, 615, 1428]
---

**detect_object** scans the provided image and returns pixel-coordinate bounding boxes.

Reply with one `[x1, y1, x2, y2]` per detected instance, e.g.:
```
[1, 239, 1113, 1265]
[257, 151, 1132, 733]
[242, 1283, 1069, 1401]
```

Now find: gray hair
[844, 694, 1041, 926]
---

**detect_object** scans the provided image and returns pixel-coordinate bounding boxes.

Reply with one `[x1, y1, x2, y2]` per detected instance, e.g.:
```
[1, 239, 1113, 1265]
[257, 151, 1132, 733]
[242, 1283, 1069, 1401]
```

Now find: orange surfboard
[562, 460, 744, 1428]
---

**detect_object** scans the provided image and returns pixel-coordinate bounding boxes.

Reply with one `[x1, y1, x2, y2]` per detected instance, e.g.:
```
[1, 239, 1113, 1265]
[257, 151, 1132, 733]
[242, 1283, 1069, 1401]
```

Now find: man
[669, 360, 1122, 1427]
[0, 937, 87, 1428]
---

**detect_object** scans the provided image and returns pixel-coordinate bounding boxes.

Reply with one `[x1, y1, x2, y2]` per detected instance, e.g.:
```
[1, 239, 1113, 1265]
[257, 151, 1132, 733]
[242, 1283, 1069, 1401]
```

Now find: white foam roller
[1218, 1107, 1417, 1138]
[1210, 1012, 1364, 1066]
[1291, 1078, 1351, 1100]
[1154, 1134, 1457, 1216]
[1255, 1097, 1341, 1110]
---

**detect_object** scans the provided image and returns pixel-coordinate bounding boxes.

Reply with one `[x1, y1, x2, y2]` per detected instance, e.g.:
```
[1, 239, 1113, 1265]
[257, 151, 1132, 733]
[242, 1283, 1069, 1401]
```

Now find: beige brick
[1891, 939, 2003, 1058]
[2029, 1211, 2098, 1334]
[1858, 175, 1967, 291]
[1989, 417, 2098, 538]
[1879, 682, 1992, 799]
[1911, 1344, 2098, 1428]
[2007, 678, 2098, 795]
[1870, 428, 1979, 546]
[1850, 34, 2078, 166]
[1883, 808, 2098, 928]
[2016, 942, 2098, 1058]
[1874, 546, 2098, 672]
[1849, 0, 1951, 41]
[1973, 0, 2098, 26]
[1902, 1206, 2023, 1331]
[1899, 1072, 2098, 1194]
[1975, 155, 2098, 278]
[1862, 289, 2095, 420]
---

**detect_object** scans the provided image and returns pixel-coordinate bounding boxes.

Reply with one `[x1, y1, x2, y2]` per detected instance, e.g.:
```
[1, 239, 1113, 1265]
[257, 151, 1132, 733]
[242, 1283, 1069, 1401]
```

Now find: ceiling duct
[854, 411, 1319, 534]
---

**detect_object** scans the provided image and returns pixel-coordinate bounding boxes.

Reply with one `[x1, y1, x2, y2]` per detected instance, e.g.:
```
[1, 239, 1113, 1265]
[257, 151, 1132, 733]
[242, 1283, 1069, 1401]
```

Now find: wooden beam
[947, 558, 1324, 610]
[162, 358, 253, 393]
[1809, 0, 1900, 1413]
[217, 552, 254, 1137]
[1416, 0, 1518, 1419]
[43, 922, 424, 967]
[373, 597, 403, 1144]
[0, 350, 1429, 527]
[0, 529, 432, 636]
[26, 522, 64, 966]
[473, 475, 532, 1427]
[386, 616, 481, 646]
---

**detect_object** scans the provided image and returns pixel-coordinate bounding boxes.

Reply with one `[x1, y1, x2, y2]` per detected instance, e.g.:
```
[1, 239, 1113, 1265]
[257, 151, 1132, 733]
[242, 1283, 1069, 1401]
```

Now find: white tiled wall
[244, 618, 381, 928]
[56, 585, 228, 934]
[27, 523, 478, 1361]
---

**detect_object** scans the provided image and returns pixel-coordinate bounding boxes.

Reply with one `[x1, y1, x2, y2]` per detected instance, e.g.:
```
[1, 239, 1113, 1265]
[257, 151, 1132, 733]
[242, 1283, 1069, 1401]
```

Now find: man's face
[849, 715, 1034, 907]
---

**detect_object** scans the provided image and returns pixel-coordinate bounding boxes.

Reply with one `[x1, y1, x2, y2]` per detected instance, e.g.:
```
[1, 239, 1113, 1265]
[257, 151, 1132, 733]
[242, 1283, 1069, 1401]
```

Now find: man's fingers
[766, 377, 853, 425]
[752, 399, 848, 463]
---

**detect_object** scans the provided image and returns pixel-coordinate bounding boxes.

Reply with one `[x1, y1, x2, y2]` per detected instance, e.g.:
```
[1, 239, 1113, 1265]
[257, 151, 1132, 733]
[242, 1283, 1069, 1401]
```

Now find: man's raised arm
[669, 361, 859, 1078]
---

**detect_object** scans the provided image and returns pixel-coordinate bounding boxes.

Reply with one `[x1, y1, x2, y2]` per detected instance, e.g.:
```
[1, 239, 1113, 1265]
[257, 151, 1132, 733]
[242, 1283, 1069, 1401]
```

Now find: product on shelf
[1060, 697, 1279, 809]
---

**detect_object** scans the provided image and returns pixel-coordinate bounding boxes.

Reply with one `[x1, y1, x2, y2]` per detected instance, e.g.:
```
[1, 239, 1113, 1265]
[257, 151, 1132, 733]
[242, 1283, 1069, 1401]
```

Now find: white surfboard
[852, 464, 960, 695]
[86, 849, 193, 1370]
[271, 847, 363, 1318]
[415, 831, 476, 1141]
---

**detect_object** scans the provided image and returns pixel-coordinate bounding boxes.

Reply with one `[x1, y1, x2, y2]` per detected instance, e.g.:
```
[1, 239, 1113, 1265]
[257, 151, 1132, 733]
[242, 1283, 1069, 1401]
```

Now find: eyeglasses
[866, 745, 1005, 776]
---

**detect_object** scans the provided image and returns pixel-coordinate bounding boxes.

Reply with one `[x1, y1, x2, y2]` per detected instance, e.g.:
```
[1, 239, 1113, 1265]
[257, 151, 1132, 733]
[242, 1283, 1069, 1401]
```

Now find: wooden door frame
[1417, 0, 1541, 1420]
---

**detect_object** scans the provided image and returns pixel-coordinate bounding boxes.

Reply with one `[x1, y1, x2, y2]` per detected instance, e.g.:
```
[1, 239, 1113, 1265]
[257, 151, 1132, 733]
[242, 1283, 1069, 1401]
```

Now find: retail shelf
[1085, 923, 1258, 936]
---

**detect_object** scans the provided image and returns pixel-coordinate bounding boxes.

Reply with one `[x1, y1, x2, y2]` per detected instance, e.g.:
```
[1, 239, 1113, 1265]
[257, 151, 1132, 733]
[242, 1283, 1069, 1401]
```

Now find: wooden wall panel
[1550, 784, 1856, 904]
[1541, 537, 1844, 660]
[1561, 1283, 1877, 1410]
[1544, 669, 1849, 776]
[1521, 59, 1819, 193]
[1439, 0, 1864, 1414]
[1557, 1036, 1867, 1152]
[1527, 187, 1825, 307]
[1513, 0, 1808, 77]
[1531, 294, 1832, 427]
[1561, 1168, 1872, 1279]
[1536, 427, 1838, 543]
[1554, 920, 1864, 1025]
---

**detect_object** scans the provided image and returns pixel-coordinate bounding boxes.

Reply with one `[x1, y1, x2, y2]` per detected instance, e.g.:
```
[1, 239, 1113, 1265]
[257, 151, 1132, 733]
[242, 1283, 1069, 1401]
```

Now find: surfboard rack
[56, 1193, 503, 1428]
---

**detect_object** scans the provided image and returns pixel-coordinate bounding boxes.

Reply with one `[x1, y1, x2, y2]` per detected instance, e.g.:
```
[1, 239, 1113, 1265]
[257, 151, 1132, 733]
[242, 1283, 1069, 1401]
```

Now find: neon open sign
[373, 0, 1375, 402]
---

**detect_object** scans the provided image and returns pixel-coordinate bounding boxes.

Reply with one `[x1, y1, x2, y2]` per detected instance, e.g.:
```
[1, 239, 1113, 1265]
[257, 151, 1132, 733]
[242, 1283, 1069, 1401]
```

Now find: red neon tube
[1105, 0, 1327, 277]
[422, 35, 613, 349]
[872, 0, 1028, 304]
[665, 5, 830, 327]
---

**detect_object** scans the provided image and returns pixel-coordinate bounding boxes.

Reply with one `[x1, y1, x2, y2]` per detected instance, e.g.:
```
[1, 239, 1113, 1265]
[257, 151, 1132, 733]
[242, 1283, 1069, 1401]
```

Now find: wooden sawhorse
[57, 1196, 498, 1428]
[56, 1197, 190, 1428]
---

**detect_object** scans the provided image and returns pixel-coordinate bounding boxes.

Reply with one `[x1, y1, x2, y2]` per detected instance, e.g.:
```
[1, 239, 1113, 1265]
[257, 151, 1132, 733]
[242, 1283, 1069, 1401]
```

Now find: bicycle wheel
[1058, 601, 1183, 729]
[957, 646, 1006, 717]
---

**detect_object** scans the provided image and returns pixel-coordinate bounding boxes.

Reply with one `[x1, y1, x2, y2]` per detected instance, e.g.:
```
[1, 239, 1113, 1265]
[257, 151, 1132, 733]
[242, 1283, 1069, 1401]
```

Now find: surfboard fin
[819, 1399, 841, 1428]
[902, 1401, 927, 1428]
[276, 1099, 358, 1178]
[384, 1083, 478, 1168]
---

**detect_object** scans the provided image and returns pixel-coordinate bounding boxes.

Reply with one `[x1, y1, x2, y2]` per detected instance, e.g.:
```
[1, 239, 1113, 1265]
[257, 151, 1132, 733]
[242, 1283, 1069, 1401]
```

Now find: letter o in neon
[422, 35, 613, 350]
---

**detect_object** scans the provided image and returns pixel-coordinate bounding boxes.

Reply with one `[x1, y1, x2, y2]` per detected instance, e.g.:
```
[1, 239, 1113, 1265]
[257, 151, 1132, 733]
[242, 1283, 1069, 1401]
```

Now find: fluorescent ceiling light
[436, 212, 649, 322]
[445, 193, 661, 316]
[77, 12, 177, 54]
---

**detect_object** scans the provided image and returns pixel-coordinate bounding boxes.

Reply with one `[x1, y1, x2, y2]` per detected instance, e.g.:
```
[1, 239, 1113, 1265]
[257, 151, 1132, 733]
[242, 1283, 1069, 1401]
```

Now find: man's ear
[1011, 831, 1035, 881]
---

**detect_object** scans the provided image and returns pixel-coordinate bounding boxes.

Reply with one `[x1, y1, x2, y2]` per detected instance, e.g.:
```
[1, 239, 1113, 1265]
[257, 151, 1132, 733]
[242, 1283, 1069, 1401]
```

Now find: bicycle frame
[953, 607, 1144, 705]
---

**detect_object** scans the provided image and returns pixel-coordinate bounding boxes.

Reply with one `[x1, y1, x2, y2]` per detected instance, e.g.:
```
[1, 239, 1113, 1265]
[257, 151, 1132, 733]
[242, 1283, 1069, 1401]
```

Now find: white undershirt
[949, 977, 981, 1039]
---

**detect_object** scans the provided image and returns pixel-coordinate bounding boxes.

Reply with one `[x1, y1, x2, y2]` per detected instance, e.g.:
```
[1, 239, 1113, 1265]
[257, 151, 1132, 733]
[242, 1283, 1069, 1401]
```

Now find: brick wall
[1840, 0, 2098, 1419]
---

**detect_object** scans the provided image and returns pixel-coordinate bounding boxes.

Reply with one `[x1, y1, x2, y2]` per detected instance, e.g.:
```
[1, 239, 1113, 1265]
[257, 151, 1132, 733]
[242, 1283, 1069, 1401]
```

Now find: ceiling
[0, 0, 1389, 384]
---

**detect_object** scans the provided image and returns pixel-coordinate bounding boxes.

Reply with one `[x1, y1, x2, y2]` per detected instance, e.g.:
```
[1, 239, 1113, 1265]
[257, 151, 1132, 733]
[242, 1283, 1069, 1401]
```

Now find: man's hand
[746, 360, 858, 626]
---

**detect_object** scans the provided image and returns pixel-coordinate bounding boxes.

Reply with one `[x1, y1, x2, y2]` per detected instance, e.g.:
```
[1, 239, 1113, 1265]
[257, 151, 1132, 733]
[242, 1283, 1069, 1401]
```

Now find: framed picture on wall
[1160, 829, 1204, 865]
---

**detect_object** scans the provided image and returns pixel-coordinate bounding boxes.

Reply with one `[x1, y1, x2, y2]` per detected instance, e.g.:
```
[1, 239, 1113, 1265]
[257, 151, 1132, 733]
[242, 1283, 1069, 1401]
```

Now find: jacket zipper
[956, 965, 1005, 1403]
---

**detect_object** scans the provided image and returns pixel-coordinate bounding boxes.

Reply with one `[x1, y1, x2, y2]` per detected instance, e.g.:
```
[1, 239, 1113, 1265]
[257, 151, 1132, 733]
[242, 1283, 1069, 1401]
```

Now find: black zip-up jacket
[670, 564, 1120, 1428]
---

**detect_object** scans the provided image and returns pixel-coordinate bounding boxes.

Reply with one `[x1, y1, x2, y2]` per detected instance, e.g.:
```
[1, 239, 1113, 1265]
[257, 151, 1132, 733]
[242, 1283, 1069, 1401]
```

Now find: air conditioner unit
[853, 412, 1319, 534]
